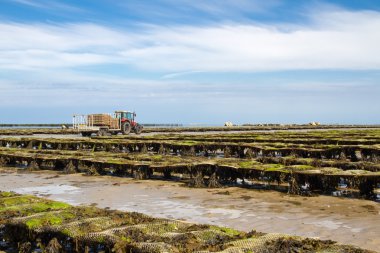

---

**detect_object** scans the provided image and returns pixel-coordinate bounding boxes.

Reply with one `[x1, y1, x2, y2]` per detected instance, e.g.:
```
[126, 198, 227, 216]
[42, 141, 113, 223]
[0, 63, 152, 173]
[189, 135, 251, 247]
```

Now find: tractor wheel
[134, 124, 143, 135]
[122, 122, 131, 135]
[97, 129, 107, 136]
[82, 132, 93, 137]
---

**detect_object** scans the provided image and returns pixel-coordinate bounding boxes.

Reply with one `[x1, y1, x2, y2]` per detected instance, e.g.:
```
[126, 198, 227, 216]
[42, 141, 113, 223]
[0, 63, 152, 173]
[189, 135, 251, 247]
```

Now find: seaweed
[0, 129, 379, 199]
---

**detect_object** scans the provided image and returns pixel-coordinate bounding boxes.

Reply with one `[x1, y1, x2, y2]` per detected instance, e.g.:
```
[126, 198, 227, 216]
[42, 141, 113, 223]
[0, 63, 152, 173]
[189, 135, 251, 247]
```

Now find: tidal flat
[0, 169, 379, 252]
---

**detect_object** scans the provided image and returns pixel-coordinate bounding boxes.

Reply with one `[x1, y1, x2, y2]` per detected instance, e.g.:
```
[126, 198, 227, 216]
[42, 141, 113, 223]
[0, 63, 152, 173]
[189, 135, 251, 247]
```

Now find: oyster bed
[0, 191, 375, 253]
[0, 129, 379, 198]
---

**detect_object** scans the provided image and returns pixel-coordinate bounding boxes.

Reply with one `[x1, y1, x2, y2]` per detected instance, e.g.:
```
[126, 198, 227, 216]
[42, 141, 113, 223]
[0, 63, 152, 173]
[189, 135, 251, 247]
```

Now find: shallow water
[0, 169, 379, 252]
[15, 184, 80, 195]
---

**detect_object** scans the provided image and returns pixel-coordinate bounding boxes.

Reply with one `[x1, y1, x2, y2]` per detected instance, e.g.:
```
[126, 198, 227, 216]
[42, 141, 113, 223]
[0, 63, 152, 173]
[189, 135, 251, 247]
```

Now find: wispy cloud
[161, 71, 206, 79]
[2, 68, 377, 107]
[11, 0, 41, 8]
[118, 0, 281, 23]
[10, 0, 83, 13]
[0, 69, 204, 107]
[119, 9, 380, 72]
[2, 66, 379, 125]
[176, 0, 282, 15]
[1, 8, 380, 72]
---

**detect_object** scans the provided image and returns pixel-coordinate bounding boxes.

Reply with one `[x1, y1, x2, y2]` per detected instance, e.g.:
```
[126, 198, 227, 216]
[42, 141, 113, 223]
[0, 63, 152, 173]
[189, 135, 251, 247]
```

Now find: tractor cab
[114, 110, 142, 134]
[115, 111, 136, 123]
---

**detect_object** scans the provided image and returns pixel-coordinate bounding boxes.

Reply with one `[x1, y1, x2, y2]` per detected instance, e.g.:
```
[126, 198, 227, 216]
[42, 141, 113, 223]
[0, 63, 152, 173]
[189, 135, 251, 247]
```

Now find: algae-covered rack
[0, 129, 380, 199]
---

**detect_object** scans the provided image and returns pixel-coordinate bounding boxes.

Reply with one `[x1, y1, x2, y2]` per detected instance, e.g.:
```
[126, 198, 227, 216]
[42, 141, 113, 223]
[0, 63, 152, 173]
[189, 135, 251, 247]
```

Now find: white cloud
[118, 0, 280, 22]
[120, 10, 380, 72]
[161, 70, 206, 79]
[9, 0, 83, 13]
[0, 68, 203, 107]
[166, 0, 280, 17]
[0, 8, 379, 72]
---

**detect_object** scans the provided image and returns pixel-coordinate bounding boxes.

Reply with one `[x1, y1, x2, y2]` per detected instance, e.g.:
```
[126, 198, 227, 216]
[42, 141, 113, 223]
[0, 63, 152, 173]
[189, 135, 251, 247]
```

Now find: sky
[0, 0, 380, 124]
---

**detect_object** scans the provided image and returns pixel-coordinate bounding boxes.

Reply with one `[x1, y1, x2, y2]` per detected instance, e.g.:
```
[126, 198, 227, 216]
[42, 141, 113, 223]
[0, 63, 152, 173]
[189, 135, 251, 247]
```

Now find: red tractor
[73, 110, 143, 136]
[115, 110, 143, 135]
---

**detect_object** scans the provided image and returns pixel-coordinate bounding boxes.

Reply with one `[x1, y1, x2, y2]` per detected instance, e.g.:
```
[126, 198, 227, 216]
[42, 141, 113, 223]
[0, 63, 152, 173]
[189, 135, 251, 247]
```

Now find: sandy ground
[0, 168, 379, 252]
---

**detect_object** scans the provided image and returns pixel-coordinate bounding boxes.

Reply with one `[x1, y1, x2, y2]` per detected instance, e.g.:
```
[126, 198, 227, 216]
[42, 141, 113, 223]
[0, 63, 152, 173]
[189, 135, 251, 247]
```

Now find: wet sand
[0, 168, 379, 252]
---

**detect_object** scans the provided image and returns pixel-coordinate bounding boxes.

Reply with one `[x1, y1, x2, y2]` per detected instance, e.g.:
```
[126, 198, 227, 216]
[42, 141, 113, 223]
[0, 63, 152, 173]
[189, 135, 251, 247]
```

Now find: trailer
[73, 110, 143, 136]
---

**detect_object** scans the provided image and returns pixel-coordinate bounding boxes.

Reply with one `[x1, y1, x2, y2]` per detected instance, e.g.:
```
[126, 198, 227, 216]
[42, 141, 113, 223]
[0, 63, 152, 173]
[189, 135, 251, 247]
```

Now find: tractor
[73, 110, 143, 136]
[115, 111, 143, 135]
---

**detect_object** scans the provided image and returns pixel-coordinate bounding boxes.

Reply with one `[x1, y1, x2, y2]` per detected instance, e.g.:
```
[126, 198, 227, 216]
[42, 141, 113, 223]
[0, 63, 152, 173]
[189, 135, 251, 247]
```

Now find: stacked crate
[88, 114, 119, 129]
[110, 118, 120, 129]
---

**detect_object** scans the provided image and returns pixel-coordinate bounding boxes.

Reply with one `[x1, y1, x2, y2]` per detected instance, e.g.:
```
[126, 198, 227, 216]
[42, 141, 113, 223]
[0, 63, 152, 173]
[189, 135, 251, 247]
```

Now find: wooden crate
[110, 118, 120, 129]
[86, 114, 120, 129]
[88, 114, 112, 126]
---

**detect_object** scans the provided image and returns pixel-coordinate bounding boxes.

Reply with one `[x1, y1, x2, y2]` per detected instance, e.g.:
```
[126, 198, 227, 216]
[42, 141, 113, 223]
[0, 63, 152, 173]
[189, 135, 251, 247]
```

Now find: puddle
[206, 208, 244, 219]
[304, 220, 343, 230]
[14, 185, 80, 196]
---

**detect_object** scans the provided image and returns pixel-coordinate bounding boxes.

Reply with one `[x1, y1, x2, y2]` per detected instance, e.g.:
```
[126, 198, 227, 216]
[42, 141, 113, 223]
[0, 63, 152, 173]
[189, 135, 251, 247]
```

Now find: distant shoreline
[1, 123, 380, 128]
[0, 123, 184, 128]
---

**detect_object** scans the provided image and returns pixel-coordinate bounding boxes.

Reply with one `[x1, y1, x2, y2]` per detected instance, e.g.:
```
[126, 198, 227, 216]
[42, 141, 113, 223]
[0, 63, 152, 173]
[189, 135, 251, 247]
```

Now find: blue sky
[1, 0, 380, 124]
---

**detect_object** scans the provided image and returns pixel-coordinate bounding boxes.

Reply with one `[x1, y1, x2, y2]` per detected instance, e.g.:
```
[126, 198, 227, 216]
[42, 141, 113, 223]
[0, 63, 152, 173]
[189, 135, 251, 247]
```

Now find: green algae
[0, 191, 16, 198]
[238, 160, 260, 169]
[151, 155, 163, 161]
[0, 200, 70, 215]
[262, 164, 285, 172]
[0, 195, 41, 208]
[25, 211, 76, 229]
[211, 226, 243, 237]
[288, 165, 316, 171]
